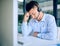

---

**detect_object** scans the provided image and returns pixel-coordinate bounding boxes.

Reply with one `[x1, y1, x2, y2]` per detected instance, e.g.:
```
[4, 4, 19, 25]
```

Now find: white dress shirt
[22, 13, 57, 40]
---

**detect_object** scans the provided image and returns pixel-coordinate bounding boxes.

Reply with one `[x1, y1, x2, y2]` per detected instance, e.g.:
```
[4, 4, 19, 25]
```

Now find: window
[18, 0, 24, 33]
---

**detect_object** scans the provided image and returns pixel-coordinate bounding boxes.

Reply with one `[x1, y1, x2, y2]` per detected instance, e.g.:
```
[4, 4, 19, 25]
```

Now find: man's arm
[22, 22, 32, 37]
[37, 16, 57, 40]
[21, 12, 32, 37]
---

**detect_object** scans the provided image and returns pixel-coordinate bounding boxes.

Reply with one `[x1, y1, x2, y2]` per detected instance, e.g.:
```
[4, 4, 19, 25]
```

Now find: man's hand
[33, 32, 38, 37]
[23, 12, 30, 22]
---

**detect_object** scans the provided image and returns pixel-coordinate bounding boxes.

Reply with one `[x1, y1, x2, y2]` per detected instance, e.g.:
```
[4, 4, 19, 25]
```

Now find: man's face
[29, 6, 38, 19]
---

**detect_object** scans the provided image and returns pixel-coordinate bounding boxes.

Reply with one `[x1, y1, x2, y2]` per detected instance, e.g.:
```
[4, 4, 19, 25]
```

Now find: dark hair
[26, 1, 39, 12]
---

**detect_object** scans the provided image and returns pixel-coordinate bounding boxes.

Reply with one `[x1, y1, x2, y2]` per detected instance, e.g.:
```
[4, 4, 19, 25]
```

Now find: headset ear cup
[38, 7, 42, 12]
[38, 7, 39, 12]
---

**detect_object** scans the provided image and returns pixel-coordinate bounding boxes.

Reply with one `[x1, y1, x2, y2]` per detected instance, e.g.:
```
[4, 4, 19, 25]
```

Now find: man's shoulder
[44, 13, 55, 20]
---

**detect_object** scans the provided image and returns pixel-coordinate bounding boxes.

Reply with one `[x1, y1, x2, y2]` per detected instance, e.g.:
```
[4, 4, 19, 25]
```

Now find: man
[22, 1, 57, 41]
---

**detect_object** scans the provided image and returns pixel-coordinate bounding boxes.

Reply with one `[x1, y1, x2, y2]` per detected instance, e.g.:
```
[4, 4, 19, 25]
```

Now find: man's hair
[26, 1, 39, 12]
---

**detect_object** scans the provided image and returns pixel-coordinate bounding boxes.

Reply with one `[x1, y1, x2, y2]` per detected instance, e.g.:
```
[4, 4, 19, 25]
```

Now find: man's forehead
[29, 8, 33, 12]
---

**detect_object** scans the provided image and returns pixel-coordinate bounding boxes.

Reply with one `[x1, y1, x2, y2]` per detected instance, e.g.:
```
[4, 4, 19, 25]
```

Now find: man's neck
[37, 11, 44, 21]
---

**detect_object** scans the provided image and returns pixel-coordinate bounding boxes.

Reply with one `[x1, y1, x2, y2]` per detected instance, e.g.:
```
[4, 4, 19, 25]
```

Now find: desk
[18, 34, 58, 46]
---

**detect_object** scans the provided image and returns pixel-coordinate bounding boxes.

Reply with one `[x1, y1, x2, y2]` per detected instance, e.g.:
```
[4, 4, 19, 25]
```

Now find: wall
[0, 0, 18, 46]
[0, 0, 1, 46]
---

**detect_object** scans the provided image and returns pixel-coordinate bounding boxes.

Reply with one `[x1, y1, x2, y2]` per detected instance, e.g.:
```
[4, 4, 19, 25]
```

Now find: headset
[28, 7, 42, 20]
[37, 6, 42, 12]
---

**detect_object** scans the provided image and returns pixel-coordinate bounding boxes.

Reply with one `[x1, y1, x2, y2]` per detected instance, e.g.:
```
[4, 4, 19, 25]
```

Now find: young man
[22, 1, 57, 40]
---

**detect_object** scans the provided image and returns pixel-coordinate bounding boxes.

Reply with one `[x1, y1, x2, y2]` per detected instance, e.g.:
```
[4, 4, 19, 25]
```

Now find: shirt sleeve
[21, 20, 32, 37]
[37, 16, 57, 40]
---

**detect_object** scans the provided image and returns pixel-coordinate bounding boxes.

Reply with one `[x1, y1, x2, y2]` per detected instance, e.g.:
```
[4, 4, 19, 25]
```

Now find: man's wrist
[37, 33, 41, 38]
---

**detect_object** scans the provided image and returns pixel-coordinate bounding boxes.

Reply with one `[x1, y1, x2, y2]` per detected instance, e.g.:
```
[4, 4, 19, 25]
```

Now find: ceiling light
[18, 0, 23, 2]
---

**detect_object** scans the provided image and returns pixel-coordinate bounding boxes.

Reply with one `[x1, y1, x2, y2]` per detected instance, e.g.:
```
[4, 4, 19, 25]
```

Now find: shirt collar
[33, 13, 46, 22]
[40, 13, 46, 22]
